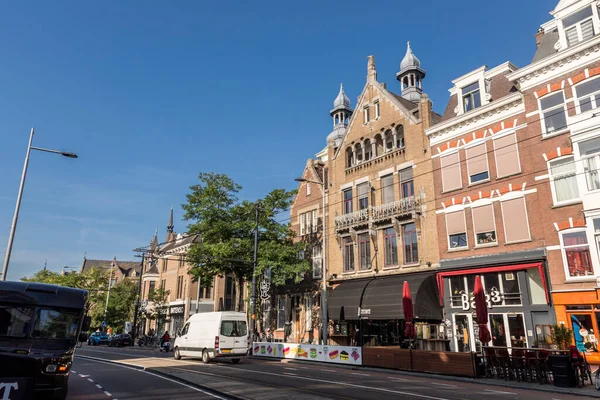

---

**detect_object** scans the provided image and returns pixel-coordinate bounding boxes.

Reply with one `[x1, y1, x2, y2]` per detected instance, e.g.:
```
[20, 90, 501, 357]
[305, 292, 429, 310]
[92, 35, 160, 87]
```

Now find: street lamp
[1, 128, 78, 281]
[295, 177, 328, 345]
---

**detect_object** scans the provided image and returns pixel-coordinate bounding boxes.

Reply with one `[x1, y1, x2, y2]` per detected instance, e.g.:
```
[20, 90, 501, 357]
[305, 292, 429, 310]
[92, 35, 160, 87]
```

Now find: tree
[22, 268, 109, 328]
[183, 172, 309, 312]
[104, 279, 138, 333]
[140, 287, 170, 335]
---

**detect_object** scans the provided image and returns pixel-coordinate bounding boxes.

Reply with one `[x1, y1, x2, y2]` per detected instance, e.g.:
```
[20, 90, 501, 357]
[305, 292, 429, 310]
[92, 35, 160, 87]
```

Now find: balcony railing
[372, 193, 423, 222]
[334, 208, 369, 231]
[335, 192, 423, 231]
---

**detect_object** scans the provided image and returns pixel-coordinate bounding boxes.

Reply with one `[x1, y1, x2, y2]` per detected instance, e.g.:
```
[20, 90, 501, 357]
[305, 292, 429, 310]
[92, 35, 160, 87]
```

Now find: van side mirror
[177, 329, 182, 336]
[78, 332, 88, 343]
[82, 316, 91, 332]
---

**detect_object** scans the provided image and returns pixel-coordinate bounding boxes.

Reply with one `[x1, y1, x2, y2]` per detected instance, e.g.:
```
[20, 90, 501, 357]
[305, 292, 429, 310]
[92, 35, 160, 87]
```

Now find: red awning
[436, 262, 549, 306]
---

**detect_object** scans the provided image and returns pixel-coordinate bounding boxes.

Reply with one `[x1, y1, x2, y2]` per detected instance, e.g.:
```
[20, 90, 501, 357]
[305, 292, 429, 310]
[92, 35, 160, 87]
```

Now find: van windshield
[220, 321, 247, 337]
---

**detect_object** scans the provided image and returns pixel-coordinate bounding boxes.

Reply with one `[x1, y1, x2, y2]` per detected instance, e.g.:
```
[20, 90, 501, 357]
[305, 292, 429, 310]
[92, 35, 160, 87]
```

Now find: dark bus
[0, 281, 91, 400]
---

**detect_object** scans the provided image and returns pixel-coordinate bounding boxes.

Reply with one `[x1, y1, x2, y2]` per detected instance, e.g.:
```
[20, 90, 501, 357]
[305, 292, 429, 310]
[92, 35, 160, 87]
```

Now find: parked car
[87, 332, 109, 346]
[108, 334, 132, 347]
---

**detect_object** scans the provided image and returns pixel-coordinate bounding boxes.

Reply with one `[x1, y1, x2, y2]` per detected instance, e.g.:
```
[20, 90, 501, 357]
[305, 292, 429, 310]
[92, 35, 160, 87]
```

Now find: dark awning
[360, 273, 442, 321]
[328, 279, 370, 321]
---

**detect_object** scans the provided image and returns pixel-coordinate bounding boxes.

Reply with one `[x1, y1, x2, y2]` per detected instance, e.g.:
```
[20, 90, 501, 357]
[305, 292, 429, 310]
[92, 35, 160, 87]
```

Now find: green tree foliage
[104, 279, 138, 333]
[182, 172, 309, 311]
[140, 287, 170, 334]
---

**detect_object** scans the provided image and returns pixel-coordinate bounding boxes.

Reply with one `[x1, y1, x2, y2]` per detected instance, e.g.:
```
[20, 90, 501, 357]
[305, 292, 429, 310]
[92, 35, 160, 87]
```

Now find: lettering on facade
[170, 306, 184, 314]
[0, 382, 18, 400]
[460, 288, 502, 311]
[259, 280, 271, 301]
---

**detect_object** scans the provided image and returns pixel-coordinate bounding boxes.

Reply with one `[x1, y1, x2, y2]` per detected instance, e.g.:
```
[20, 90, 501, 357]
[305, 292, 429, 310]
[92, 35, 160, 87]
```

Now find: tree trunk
[236, 274, 245, 312]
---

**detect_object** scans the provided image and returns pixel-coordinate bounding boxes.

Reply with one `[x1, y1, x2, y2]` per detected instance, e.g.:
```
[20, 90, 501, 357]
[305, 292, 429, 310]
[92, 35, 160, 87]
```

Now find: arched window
[364, 139, 372, 161]
[403, 77, 409, 90]
[384, 130, 394, 152]
[355, 143, 363, 163]
[346, 147, 353, 168]
[374, 134, 384, 157]
[396, 125, 405, 148]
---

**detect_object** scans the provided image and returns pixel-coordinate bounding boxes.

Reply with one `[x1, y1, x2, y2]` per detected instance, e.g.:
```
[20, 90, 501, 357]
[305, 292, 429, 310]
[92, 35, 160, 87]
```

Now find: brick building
[80, 257, 140, 286]
[324, 44, 442, 348]
[140, 209, 246, 337]
[506, 0, 600, 361]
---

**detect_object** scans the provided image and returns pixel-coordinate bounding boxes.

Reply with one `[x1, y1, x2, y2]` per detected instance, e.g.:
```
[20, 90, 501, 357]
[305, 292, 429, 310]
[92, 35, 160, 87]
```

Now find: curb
[250, 356, 600, 398]
[76, 354, 247, 400]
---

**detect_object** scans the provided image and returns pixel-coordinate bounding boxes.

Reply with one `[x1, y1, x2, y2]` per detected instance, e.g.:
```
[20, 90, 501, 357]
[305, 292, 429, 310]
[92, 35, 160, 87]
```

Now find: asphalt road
[67, 356, 229, 400]
[74, 345, 594, 400]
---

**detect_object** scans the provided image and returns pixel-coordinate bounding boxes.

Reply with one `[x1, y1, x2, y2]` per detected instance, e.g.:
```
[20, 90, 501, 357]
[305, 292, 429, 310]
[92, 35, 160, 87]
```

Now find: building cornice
[426, 93, 523, 144]
[507, 36, 600, 88]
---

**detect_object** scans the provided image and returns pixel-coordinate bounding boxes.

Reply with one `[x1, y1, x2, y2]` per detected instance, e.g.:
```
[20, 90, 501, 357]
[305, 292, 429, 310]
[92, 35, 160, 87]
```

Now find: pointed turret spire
[150, 226, 158, 249]
[166, 207, 174, 242]
[328, 83, 353, 149]
[397, 41, 426, 102]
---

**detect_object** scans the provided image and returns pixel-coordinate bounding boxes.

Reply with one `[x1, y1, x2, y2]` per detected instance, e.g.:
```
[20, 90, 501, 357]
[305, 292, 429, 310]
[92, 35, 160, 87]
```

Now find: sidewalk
[256, 356, 600, 398]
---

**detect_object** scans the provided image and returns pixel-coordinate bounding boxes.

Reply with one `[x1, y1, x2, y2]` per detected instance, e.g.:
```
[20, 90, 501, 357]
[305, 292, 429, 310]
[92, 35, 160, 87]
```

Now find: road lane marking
[173, 366, 450, 400]
[352, 372, 370, 376]
[76, 355, 229, 399]
[88, 378, 94, 383]
[96, 384, 103, 389]
[388, 377, 410, 381]
[71, 370, 77, 373]
[283, 372, 298, 376]
[284, 367, 298, 371]
[484, 389, 516, 395]
[430, 383, 457, 388]
[79, 374, 90, 378]
[320, 368, 336, 372]
[104, 390, 112, 396]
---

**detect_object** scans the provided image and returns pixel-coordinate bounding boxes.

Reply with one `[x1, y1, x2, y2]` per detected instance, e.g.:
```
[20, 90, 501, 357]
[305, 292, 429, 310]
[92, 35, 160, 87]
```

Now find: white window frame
[312, 246, 322, 279]
[574, 76, 600, 114]
[472, 203, 498, 248]
[538, 91, 568, 136]
[312, 210, 318, 233]
[559, 228, 597, 281]
[500, 196, 532, 244]
[277, 296, 286, 330]
[305, 296, 313, 331]
[446, 211, 468, 250]
[299, 213, 305, 236]
[562, 6, 595, 47]
[580, 141, 600, 192]
[374, 100, 381, 119]
[305, 211, 312, 234]
[465, 140, 490, 185]
[363, 105, 370, 124]
[306, 182, 311, 196]
[492, 130, 521, 178]
[548, 156, 580, 206]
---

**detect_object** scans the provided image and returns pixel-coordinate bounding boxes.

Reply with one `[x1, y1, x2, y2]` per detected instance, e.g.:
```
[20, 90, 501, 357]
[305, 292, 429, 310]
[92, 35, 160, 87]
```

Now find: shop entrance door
[453, 314, 478, 352]
[489, 313, 528, 349]
[569, 313, 599, 353]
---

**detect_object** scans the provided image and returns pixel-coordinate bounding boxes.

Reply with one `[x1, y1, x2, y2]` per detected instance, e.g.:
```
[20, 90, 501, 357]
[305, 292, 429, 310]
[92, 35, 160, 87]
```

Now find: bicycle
[571, 347, 593, 388]
[595, 367, 600, 390]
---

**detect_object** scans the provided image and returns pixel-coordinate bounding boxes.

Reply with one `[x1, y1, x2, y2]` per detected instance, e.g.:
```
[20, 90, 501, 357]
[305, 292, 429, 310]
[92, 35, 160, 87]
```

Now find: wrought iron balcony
[371, 192, 423, 222]
[334, 208, 370, 231]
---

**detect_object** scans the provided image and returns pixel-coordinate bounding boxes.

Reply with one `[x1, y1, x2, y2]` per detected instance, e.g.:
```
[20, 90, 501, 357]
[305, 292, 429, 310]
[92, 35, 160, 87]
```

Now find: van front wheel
[202, 349, 210, 364]
[174, 348, 181, 360]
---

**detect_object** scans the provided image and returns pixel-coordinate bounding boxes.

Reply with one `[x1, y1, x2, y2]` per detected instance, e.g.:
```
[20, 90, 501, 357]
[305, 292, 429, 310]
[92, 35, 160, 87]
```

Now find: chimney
[367, 55, 377, 82]
[419, 94, 432, 130]
[535, 28, 545, 49]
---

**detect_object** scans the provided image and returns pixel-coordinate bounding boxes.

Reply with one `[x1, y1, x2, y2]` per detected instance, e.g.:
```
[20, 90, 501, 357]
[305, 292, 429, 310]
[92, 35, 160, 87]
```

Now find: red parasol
[474, 276, 491, 345]
[402, 281, 415, 339]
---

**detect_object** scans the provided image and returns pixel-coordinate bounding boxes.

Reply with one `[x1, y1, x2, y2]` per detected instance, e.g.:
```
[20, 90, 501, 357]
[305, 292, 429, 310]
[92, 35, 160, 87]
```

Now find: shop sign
[460, 288, 502, 311]
[170, 306, 184, 314]
[358, 307, 371, 319]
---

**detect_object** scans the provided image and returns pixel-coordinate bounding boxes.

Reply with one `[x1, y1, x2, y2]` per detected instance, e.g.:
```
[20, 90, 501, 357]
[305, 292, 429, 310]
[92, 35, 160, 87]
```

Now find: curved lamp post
[1, 128, 78, 281]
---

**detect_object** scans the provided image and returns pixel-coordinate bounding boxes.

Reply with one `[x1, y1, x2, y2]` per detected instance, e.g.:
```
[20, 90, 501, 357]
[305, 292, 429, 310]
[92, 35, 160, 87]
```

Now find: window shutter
[441, 152, 462, 191]
[466, 143, 488, 176]
[358, 182, 369, 197]
[566, 26, 579, 46]
[381, 175, 395, 204]
[501, 197, 531, 242]
[494, 133, 521, 177]
[446, 211, 466, 235]
[581, 19, 595, 41]
[400, 167, 413, 182]
[472, 204, 495, 234]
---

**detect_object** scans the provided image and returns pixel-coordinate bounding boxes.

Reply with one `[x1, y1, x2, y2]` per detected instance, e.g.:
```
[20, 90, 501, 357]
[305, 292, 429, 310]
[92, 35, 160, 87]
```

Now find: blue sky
[0, 0, 555, 280]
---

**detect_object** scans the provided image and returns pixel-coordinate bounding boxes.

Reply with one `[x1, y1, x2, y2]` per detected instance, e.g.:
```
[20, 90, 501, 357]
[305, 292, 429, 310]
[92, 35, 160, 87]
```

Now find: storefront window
[502, 272, 520, 305]
[490, 314, 507, 347]
[507, 314, 526, 348]
[528, 269, 546, 305]
[454, 315, 470, 352]
[449, 276, 464, 307]
[447, 272, 522, 310]
[571, 314, 597, 353]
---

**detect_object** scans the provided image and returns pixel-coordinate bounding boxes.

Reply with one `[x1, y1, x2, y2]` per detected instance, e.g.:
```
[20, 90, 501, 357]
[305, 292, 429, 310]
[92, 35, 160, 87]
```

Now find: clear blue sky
[0, 0, 554, 280]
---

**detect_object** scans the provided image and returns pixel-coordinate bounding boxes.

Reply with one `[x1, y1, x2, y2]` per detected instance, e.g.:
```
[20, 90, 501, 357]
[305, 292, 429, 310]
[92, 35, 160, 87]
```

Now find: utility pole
[250, 202, 260, 344]
[104, 258, 115, 329]
[195, 276, 201, 313]
[131, 251, 145, 345]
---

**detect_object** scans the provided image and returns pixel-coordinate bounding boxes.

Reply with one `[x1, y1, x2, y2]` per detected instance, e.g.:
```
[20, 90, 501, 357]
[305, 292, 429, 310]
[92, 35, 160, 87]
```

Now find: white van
[173, 311, 248, 364]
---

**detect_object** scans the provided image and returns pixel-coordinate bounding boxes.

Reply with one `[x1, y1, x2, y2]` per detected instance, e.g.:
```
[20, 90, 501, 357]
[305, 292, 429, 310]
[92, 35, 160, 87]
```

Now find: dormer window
[563, 6, 595, 47]
[462, 82, 481, 112]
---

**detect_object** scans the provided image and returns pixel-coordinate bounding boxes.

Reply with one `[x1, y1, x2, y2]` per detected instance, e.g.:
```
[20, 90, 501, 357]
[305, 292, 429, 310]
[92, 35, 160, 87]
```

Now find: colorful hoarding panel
[252, 342, 362, 366]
